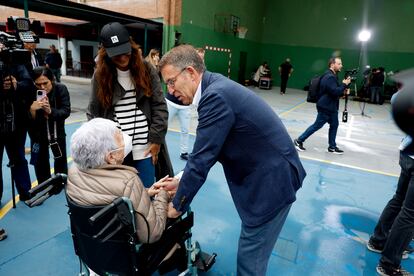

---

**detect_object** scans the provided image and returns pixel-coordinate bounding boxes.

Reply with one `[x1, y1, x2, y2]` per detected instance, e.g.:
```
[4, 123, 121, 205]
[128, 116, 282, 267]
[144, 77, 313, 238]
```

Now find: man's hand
[144, 143, 161, 165]
[343, 77, 351, 85]
[2, 76, 17, 91]
[153, 177, 179, 192]
[167, 202, 182, 218]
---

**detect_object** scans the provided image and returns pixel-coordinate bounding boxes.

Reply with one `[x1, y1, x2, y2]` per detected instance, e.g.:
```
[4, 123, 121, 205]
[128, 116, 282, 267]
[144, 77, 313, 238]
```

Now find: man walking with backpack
[294, 57, 351, 154]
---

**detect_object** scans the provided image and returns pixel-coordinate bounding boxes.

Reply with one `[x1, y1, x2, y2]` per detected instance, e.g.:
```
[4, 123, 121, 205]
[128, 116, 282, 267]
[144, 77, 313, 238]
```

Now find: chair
[67, 195, 216, 276]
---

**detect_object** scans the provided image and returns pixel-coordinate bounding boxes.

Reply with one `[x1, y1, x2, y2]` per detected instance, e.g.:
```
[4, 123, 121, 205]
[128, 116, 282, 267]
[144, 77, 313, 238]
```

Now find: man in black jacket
[0, 63, 33, 203]
[294, 57, 351, 154]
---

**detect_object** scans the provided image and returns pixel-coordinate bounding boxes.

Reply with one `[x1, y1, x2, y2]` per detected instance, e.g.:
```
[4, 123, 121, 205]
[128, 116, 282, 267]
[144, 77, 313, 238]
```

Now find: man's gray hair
[159, 44, 206, 73]
[70, 118, 119, 170]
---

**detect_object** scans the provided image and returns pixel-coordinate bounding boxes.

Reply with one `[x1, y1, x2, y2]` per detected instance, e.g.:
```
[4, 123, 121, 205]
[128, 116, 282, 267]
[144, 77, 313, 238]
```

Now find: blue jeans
[370, 86, 381, 104]
[298, 109, 339, 148]
[237, 203, 292, 276]
[128, 157, 155, 188]
[167, 100, 190, 154]
[371, 152, 414, 268]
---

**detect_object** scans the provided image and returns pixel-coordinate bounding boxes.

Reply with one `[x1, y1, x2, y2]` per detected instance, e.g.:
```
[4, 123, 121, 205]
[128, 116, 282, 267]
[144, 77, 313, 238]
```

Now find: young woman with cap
[87, 22, 173, 188]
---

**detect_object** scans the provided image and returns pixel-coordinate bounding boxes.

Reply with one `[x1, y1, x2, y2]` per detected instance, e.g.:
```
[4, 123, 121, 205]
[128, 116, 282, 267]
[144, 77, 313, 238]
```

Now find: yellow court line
[279, 102, 307, 117]
[0, 157, 73, 219]
[65, 119, 87, 125]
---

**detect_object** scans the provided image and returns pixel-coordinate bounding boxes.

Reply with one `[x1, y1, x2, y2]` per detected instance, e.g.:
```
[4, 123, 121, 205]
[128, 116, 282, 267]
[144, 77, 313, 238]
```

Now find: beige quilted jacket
[66, 164, 169, 243]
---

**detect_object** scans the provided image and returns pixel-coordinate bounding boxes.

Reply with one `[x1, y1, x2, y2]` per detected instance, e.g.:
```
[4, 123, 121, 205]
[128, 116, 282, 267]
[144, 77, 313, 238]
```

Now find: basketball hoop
[237, 26, 248, 39]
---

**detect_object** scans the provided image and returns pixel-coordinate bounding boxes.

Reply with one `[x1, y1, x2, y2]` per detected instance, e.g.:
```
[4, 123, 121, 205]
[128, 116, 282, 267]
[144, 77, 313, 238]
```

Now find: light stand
[354, 29, 372, 118]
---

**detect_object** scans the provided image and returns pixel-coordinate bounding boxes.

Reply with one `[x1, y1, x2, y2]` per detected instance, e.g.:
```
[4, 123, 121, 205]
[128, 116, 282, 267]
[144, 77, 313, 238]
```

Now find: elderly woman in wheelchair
[66, 118, 197, 275]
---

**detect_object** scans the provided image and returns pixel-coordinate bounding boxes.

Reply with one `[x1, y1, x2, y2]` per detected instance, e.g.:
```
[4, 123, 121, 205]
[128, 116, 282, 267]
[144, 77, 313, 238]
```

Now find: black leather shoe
[180, 153, 189, 160]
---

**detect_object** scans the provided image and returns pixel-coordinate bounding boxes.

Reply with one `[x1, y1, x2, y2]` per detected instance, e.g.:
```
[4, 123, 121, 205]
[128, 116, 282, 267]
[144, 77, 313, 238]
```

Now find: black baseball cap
[100, 22, 131, 58]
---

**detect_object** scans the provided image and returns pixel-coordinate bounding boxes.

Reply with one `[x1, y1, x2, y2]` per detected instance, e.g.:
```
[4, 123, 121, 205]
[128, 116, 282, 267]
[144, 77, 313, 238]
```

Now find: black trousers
[280, 76, 289, 93]
[0, 129, 31, 200]
[371, 152, 414, 268]
[32, 137, 67, 185]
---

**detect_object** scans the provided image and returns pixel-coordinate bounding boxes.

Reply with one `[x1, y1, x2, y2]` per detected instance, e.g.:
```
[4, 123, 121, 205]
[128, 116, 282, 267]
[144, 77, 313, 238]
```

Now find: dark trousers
[0, 130, 31, 201]
[237, 203, 292, 276]
[32, 137, 67, 185]
[371, 152, 414, 269]
[298, 109, 339, 148]
[280, 76, 289, 93]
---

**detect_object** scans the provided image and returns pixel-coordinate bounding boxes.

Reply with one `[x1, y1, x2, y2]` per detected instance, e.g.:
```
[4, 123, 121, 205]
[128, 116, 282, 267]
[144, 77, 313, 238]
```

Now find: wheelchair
[26, 173, 216, 275]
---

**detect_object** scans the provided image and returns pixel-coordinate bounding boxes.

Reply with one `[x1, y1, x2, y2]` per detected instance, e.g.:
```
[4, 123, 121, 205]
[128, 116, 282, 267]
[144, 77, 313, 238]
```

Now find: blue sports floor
[0, 120, 412, 275]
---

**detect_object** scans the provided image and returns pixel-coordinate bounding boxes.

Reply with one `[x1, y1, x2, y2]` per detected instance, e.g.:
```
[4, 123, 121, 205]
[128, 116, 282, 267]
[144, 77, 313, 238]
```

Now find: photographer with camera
[28, 67, 70, 185]
[0, 42, 33, 204]
[369, 67, 385, 104]
[294, 57, 351, 154]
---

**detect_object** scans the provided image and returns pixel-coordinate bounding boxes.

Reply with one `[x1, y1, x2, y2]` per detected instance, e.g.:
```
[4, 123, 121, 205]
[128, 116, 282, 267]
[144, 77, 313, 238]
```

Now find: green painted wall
[176, 0, 414, 89]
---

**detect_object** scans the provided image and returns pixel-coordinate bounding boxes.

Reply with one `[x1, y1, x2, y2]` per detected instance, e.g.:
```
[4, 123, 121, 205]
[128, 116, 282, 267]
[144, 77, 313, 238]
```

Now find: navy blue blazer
[172, 71, 306, 226]
[317, 69, 348, 113]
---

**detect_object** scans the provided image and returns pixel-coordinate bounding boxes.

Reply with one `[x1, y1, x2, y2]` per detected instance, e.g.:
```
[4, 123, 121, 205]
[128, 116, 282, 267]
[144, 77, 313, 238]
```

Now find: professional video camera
[344, 68, 358, 81]
[0, 17, 39, 68]
[1, 17, 39, 134]
[341, 68, 358, 123]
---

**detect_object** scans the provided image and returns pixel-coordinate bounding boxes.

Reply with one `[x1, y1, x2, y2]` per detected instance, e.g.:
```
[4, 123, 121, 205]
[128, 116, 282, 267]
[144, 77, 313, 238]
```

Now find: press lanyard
[45, 94, 57, 142]
[46, 119, 57, 142]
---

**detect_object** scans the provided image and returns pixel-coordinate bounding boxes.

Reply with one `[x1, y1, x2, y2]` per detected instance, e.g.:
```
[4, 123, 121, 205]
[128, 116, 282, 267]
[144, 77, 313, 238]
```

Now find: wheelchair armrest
[88, 197, 136, 242]
[25, 173, 67, 207]
[89, 197, 124, 225]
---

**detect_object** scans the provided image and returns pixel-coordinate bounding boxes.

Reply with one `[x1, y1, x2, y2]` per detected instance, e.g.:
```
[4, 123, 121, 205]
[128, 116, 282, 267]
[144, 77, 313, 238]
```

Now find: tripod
[351, 81, 371, 118]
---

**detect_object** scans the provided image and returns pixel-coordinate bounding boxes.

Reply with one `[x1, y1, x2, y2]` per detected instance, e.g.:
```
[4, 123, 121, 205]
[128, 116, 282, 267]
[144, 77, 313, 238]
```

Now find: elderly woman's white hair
[70, 118, 119, 170]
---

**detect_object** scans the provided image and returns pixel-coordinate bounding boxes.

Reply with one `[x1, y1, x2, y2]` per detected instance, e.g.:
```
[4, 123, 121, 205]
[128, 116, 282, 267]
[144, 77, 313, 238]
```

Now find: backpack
[306, 73, 328, 103]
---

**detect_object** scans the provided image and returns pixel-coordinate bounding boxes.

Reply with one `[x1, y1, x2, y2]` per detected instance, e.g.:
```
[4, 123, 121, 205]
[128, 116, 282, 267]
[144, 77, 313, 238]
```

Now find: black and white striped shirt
[114, 69, 149, 160]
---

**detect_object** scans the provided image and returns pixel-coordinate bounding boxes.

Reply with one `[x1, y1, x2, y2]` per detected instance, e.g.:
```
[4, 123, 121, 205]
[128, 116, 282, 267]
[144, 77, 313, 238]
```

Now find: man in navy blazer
[294, 57, 351, 154]
[158, 45, 306, 276]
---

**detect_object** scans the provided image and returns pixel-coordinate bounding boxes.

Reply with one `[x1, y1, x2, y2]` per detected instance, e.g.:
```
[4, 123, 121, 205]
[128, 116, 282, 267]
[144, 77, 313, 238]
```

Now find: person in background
[24, 39, 42, 75]
[0, 42, 32, 203]
[29, 67, 70, 184]
[87, 22, 173, 187]
[253, 62, 270, 86]
[369, 67, 385, 104]
[145, 49, 160, 70]
[294, 57, 351, 154]
[24, 39, 43, 155]
[44, 45, 63, 82]
[278, 58, 294, 95]
[157, 45, 306, 276]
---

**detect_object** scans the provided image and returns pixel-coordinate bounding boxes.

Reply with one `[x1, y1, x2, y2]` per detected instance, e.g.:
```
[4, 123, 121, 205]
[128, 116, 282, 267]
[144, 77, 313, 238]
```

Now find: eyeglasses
[165, 67, 187, 88]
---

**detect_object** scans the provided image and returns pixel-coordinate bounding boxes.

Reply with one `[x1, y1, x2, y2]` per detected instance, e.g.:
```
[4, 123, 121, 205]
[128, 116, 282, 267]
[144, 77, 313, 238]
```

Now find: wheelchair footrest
[194, 251, 217, 272]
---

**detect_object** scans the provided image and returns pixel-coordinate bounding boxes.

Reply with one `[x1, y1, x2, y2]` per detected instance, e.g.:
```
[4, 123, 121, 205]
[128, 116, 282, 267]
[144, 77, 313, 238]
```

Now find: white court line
[345, 115, 355, 139]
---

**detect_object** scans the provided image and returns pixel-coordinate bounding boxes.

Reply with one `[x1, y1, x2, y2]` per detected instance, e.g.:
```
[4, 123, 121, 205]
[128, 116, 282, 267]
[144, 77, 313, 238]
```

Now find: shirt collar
[192, 74, 203, 107]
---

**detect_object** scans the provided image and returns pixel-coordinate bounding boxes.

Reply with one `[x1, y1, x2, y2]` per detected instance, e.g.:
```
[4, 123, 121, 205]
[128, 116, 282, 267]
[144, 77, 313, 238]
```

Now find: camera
[0, 17, 38, 67]
[1, 17, 38, 134]
[344, 68, 358, 81]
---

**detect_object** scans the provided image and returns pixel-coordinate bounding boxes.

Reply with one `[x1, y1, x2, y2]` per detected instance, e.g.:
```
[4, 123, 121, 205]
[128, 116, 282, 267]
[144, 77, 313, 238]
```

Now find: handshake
[147, 174, 180, 199]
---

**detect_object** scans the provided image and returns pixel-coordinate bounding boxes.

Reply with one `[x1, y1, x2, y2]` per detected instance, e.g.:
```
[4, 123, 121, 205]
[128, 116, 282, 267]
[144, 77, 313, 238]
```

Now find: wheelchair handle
[89, 197, 124, 225]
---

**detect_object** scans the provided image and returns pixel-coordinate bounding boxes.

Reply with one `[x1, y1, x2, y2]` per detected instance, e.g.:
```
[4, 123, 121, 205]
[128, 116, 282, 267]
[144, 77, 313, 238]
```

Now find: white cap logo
[110, 36, 119, 44]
